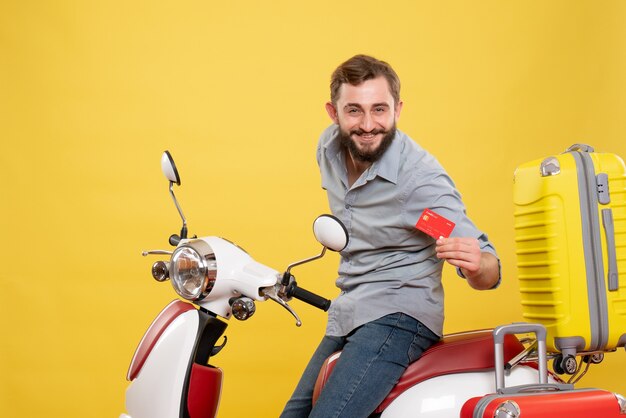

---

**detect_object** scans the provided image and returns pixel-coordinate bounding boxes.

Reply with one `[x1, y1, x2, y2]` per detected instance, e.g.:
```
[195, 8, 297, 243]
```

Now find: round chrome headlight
[170, 240, 217, 301]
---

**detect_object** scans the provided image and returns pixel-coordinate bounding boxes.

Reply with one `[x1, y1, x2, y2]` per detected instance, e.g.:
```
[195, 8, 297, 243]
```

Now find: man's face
[326, 76, 403, 163]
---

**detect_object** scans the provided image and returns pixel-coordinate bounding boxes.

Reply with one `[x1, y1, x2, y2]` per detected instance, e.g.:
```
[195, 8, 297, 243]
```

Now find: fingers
[436, 237, 481, 273]
[435, 237, 479, 255]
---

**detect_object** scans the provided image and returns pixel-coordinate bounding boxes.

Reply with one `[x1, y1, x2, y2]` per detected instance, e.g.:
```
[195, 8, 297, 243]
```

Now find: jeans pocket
[407, 322, 439, 363]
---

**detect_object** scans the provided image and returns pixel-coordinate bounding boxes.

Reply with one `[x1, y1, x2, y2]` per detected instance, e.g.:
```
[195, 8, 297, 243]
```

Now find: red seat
[312, 329, 525, 414]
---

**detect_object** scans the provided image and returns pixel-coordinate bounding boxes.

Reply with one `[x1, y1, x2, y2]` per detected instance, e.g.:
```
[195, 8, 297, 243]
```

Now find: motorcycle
[120, 151, 626, 418]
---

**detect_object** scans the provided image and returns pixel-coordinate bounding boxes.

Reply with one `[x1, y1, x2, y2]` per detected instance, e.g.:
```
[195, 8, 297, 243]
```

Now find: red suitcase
[460, 323, 626, 417]
[461, 388, 624, 417]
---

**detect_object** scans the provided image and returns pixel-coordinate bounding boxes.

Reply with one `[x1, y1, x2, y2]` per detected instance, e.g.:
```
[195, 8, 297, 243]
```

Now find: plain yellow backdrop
[2, 1, 625, 417]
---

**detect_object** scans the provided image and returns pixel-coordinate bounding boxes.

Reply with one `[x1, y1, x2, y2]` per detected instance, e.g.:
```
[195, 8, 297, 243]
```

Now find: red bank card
[415, 209, 455, 239]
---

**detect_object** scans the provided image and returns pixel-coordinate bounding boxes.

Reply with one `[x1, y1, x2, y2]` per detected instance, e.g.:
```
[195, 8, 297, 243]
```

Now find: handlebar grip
[290, 285, 331, 312]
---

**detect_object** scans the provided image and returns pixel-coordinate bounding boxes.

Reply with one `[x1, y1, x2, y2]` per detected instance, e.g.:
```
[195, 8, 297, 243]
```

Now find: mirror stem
[284, 246, 327, 278]
[168, 181, 188, 239]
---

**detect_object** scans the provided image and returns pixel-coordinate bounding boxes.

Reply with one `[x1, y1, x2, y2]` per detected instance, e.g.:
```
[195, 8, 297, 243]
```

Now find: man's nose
[359, 112, 374, 132]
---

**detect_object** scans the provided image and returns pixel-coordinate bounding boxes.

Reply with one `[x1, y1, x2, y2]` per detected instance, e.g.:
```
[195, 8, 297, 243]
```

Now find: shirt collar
[367, 130, 401, 184]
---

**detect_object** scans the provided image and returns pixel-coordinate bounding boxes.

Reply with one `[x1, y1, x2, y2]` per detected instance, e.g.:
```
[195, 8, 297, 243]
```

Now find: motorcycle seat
[312, 328, 525, 414]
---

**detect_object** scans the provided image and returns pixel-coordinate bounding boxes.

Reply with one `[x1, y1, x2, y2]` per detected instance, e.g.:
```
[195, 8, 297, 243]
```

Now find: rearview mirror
[313, 215, 348, 252]
[161, 150, 181, 185]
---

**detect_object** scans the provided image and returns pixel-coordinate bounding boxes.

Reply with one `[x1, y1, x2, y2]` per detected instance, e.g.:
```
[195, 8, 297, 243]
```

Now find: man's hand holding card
[416, 208, 480, 277]
[415, 209, 500, 290]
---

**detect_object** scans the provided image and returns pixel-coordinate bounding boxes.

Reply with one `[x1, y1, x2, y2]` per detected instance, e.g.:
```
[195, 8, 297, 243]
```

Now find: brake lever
[262, 285, 302, 327]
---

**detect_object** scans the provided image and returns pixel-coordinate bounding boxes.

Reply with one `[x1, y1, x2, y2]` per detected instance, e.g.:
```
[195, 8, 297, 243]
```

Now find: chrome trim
[284, 247, 327, 276]
[504, 340, 537, 371]
[168, 181, 188, 235]
[170, 239, 217, 301]
[615, 393, 626, 414]
[151, 261, 170, 282]
[142, 250, 173, 256]
[494, 400, 520, 418]
[262, 285, 301, 327]
[231, 297, 256, 320]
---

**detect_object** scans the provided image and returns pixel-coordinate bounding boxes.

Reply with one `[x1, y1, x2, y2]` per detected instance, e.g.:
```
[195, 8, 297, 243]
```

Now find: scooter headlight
[170, 240, 217, 301]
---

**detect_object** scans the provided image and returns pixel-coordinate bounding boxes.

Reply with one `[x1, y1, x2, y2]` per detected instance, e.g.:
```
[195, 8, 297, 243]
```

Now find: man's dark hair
[330, 54, 401, 105]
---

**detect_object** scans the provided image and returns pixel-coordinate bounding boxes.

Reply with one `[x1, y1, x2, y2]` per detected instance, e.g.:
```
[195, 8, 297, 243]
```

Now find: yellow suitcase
[513, 144, 626, 373]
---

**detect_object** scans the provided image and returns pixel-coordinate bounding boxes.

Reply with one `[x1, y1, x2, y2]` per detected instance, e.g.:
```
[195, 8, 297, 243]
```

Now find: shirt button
[345, 204, 351, 209]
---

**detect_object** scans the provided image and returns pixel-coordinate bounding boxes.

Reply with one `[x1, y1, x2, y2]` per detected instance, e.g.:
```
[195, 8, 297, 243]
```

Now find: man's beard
[338, 124, 396, 163]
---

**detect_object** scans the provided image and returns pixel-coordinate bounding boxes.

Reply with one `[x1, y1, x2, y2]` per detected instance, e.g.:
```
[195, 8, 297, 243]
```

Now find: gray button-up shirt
[317, 125, 499, 337]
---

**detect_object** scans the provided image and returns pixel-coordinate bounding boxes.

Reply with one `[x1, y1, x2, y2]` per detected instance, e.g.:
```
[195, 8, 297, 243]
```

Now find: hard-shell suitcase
[513, 144, 626, 359]
[462, 386, 625, 417]
[460, 323, 626, 418]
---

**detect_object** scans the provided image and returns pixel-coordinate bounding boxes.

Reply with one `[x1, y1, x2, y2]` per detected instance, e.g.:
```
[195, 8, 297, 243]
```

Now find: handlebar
[287, 282, 331, 311]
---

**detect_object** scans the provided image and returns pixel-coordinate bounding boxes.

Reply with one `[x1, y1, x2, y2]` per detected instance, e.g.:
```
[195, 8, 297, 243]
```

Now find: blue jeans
[280, 313, 439, 418]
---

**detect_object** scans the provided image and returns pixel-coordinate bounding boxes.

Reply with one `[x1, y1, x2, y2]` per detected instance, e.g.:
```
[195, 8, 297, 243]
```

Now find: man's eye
[374, 107, 386, 113]
[347, 108, 361, 114]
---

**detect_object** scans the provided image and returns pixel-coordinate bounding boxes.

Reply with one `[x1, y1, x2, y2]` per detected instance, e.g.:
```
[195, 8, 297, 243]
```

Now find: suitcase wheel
[553, 354, 578, 375]
[582, 352, 604, 364]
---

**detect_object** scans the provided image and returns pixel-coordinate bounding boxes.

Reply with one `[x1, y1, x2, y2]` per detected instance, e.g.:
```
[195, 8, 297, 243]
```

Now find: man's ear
[394, 100, 404, 122]
[325, 102, 339, 124]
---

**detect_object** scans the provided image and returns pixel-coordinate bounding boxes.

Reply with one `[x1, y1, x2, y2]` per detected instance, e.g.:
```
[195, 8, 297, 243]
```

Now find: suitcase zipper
[571, 150, 609, 352]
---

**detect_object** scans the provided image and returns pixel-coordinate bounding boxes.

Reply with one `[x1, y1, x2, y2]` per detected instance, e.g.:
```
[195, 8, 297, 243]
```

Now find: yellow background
[2, 1, 625, 417]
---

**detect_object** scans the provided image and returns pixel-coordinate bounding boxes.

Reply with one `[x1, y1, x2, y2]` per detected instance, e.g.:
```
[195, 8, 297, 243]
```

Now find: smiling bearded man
[280, 54, 501, 418]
